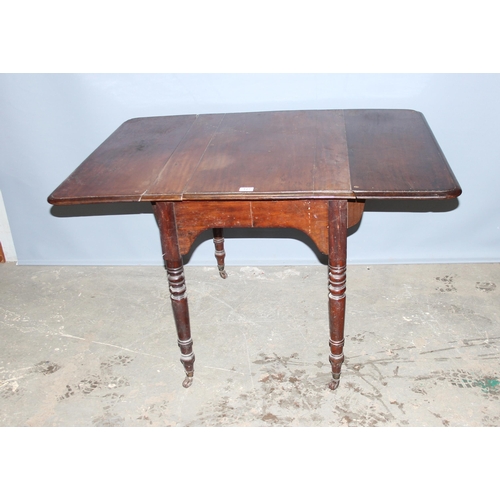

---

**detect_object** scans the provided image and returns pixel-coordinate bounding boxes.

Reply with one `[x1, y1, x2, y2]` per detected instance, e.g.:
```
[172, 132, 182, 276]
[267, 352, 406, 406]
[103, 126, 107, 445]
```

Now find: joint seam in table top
[178, 110, 352, 201]
[179, 113, 226, 201]
[141, 114, 225, 202]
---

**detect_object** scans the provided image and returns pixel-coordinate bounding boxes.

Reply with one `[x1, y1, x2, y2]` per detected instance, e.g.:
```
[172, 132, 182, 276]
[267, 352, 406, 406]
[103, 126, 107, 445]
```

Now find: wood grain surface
[174, 199, 364, 255]
[48, 109, 461, 205]
[345, 109, 461, 199]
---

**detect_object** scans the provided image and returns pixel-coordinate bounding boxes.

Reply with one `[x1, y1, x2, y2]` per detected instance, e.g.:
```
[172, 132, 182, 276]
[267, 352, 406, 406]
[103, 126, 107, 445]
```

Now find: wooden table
[48, 109, 462, 390]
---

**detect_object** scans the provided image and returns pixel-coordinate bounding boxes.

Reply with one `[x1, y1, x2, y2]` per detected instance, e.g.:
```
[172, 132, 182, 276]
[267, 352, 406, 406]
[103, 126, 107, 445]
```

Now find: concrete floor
[1, 262, 499, 426]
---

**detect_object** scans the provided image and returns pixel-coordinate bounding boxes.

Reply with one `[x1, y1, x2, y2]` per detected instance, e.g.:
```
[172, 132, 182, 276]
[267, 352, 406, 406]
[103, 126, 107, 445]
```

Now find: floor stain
[262, 412, 280, 423]
[335, 403, 394, 427]
[1, 360, 61, 399]
[92, 412, 125, 427]
[435, 275, 457, 292]
[0, 380, 23, 399]
[34, 361, 61, 375]
[187, 352, 330, 426]
[60, 384, 75, 400]
[2, 263, 500, 427]
[429, 410, 450, 427]
[476, 282, 496, 293]
[482, 414, 500, 426]
[434, 368, 500, 397]
[137, 400, 172, 425]
[57, 354, 133, 401]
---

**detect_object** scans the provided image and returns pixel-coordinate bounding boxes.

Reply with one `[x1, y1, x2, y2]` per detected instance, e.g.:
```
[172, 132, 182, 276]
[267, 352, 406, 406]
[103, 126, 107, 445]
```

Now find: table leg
[212, 228, 228, 279]
[328, 200, 348, 390]
[153, 202, 195, 388]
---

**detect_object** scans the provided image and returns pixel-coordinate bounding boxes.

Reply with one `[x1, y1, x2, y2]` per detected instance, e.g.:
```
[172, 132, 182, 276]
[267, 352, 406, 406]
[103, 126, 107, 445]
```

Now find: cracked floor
[1, 262, 499, 426]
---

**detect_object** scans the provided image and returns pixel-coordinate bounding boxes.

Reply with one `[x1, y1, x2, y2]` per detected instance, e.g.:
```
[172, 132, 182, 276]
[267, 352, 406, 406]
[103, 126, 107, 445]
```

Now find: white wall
[0, 190, 17, 261]
[1, 73, 498, 266]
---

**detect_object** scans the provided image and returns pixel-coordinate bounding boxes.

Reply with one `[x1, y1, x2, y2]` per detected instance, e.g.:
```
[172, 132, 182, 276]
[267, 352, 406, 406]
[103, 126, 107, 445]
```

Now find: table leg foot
[328, 376, 340, 391]
[182, 371, 194, 388]
[213, 228, 228, 279]
[328, 352, 344, 390]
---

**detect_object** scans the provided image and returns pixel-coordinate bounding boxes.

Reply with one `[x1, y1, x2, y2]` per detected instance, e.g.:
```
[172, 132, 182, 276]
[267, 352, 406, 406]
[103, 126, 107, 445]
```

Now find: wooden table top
[48, 109, 462, 205]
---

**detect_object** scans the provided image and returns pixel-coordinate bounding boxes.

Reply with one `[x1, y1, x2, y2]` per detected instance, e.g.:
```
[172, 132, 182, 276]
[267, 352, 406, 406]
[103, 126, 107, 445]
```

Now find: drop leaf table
[48, 109, 462, 390]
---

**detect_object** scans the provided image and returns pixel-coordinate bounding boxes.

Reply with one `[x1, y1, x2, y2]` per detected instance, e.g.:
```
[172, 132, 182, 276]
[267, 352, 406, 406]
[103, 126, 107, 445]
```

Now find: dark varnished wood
[48, 109, 461, 206]
[182, 110, 353, 200]
[153, 201, 195, 388]
[147, 114, 226, 200]
[48, 110, 354, 204]
[48, 109, 462, 391]
[154, 197, 358, 388]
[328, 200, 348, 390]
[48, 115, 197, 204]
[212, 228, 228, 278]
[175, 199, 364, 257]
[345, 110, 462, 199]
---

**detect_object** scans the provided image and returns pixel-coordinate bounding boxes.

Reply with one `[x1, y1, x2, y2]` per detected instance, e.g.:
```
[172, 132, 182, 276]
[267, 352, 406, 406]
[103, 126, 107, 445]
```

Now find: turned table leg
[212, 228, 228, 279]
[328, 200, 348, 390]
[153, 202, 195, 388]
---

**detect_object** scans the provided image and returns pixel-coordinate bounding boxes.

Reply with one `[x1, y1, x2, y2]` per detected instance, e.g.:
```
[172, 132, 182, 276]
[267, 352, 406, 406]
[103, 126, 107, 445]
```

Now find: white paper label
[239, 187, 254, 192]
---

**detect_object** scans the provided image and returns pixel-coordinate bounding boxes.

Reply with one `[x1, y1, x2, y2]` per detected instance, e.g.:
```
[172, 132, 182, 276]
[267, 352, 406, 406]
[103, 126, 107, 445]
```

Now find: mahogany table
[48, 109, 462, 390]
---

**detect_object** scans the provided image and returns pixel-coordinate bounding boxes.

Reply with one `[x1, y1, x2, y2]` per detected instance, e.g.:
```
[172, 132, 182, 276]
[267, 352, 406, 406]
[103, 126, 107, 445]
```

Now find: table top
[48, 109, 461, 205]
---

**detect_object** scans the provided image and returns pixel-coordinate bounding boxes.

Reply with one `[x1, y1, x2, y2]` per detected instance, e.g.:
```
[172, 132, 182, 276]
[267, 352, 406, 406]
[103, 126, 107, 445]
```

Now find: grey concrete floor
[1, 262, 499, 426]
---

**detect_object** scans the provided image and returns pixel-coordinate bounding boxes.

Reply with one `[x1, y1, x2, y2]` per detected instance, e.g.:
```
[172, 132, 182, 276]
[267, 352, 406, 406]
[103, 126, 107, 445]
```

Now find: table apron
[170, 199, 364, 256]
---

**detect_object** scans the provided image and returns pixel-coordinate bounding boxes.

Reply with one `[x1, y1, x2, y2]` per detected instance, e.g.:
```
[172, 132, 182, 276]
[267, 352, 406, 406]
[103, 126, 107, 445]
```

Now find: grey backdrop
[1, 73, 498, 266]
